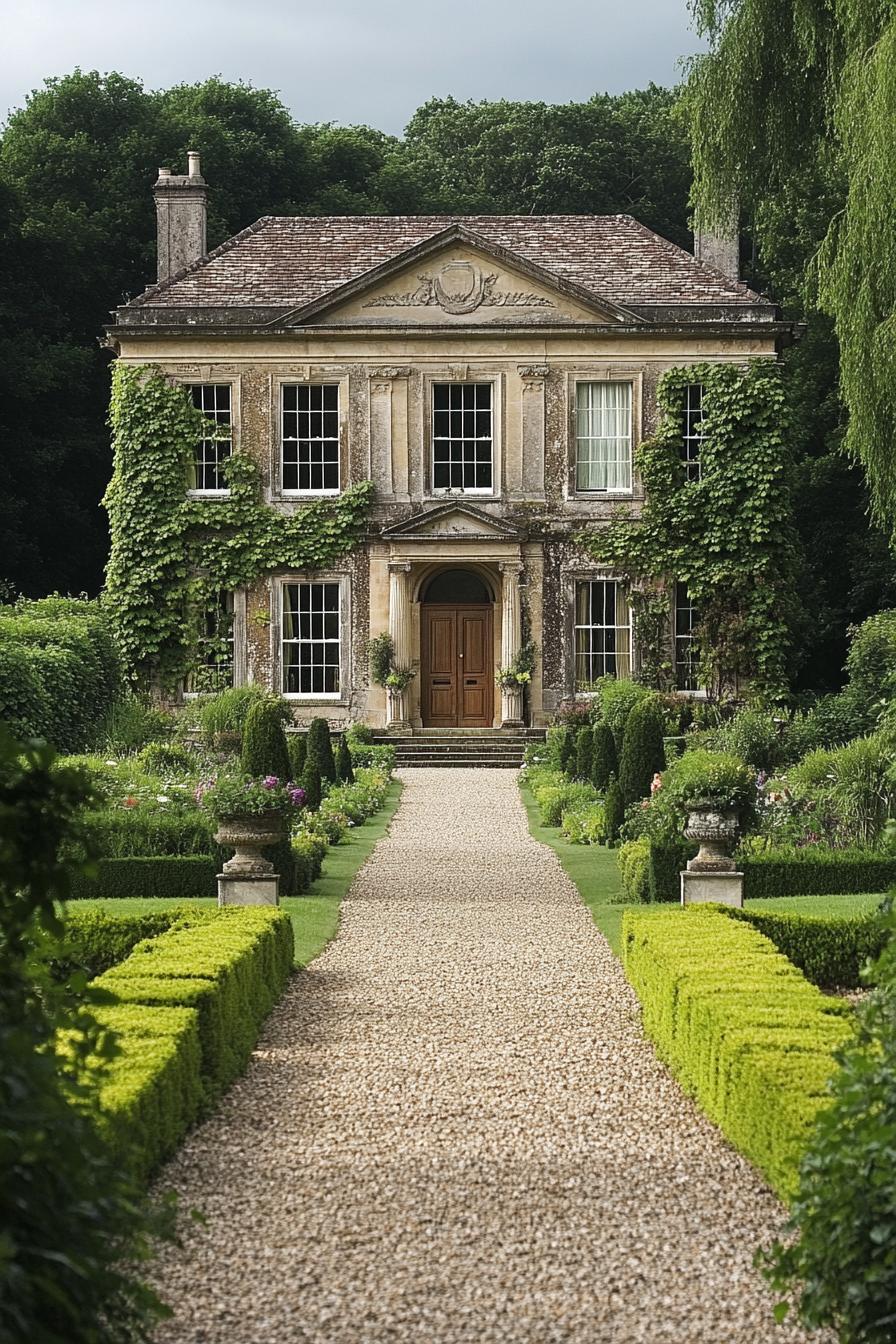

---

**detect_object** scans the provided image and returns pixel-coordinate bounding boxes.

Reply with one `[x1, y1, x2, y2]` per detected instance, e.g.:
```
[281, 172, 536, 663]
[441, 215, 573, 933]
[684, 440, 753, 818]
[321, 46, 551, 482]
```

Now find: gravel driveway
[150, 768, 823, 1343]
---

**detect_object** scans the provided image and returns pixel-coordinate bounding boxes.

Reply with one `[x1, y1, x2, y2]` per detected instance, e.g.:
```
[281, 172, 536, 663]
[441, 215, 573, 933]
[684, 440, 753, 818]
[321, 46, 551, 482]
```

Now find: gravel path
[151, 768, 823, 1343]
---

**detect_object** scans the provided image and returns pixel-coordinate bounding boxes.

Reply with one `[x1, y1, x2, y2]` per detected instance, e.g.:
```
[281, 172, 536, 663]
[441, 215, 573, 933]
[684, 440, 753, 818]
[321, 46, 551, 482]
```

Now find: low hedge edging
[55, 906, 210, 979]
[622, 907, 854, 1201]
[90, 907, 294, 1179]
[721, 906, 887, 989]
[69, 855, 219, 900]
[645, 842, 896, 902]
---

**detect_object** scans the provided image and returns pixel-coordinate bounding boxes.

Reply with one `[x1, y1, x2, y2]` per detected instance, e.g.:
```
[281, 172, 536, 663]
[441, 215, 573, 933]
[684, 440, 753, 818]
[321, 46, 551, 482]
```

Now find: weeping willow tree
[689, 0, 896, 533]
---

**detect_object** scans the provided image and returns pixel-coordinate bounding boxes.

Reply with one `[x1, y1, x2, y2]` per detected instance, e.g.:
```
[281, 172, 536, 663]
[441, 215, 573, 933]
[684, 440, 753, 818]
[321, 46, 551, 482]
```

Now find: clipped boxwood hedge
[55, 906, 206, 979]
[645, 841, 896, 903]
[622, 907, 854, 1200]
[91, 907, 294, 1179]
[69, 856, 219, 900]
[741, 851, 896, 899]
[722, 906, 887, 989]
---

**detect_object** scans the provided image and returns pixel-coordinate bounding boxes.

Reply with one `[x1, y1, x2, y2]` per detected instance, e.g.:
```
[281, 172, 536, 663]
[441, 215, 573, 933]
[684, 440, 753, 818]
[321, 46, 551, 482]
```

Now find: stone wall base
[217, 873, 280, 906]
[680, 870, 744, 908]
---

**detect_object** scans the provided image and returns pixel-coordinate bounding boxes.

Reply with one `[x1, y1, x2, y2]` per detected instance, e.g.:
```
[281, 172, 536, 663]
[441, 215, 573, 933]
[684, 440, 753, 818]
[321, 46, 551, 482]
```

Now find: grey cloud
[1, 0, 705, 133]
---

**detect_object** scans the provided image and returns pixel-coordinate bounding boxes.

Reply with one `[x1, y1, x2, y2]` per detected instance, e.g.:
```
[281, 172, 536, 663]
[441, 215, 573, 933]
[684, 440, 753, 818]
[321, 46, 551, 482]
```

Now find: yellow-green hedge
[622, 907, 855, 1201]
[91, 906, 293, 1180]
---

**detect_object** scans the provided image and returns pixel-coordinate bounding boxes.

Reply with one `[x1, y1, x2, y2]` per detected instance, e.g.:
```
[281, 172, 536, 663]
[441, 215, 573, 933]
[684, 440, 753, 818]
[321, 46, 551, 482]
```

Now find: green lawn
[66, 779, 404, 968]
[520, 779, 889, 956]
[519, 779, 635, 956]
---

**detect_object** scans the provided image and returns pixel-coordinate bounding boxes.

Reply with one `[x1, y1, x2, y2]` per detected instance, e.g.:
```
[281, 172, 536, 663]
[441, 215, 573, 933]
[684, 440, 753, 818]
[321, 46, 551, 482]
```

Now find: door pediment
[276, 225, 643, 327]
[382, 503, 521, 540]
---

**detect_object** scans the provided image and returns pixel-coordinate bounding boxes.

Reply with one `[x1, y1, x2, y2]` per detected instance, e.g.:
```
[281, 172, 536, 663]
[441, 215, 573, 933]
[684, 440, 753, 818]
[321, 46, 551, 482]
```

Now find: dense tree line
[1, 66, 893, 688]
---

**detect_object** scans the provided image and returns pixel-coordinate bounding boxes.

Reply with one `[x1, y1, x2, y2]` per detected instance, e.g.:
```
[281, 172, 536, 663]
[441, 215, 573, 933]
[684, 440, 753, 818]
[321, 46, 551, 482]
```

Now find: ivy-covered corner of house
[581, 360, 799, 699]
[103, 365, 375, 687]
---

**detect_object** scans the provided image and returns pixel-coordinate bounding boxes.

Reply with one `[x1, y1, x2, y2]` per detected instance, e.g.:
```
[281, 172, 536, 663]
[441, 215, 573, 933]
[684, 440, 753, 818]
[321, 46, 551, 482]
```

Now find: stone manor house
[107, 154, 787, 734]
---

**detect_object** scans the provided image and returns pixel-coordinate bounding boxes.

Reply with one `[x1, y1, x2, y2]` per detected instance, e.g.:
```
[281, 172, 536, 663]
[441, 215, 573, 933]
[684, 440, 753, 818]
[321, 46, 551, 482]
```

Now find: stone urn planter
[684, 804, 740, 873]
[214, 810, 284, 876]
[386, 686, 409, 730]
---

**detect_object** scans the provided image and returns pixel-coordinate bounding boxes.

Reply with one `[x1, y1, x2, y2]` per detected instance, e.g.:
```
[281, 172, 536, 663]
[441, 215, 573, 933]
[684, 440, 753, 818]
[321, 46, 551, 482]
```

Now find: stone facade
[108, 164, 788, 730]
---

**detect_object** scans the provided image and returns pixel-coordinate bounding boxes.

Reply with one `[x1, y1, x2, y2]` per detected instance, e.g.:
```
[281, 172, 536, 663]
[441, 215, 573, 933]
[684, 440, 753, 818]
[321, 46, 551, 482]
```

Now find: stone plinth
[217, 873, 280, 907]
[680, 870, 744, 908]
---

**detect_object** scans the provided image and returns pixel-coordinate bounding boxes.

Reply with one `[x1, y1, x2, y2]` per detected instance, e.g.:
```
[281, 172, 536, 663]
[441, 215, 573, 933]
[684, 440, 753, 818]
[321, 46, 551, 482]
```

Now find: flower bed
[622, 906, 854, 1200]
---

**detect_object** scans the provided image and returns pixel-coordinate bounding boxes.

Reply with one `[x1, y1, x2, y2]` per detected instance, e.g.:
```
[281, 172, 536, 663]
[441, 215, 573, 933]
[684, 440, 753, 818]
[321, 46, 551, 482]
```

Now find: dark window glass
[681, 383, 705, 483]
[432, 383, 492, 491]
[675, 582, 700, 690]
[190, 385, 232, 491]
[282, 385, 340, 492]
[282, 582, 341, 695]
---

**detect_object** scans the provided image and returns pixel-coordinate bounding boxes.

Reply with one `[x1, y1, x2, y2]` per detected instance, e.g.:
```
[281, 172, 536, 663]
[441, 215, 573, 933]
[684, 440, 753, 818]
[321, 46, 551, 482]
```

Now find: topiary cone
[591, 720, 618, 790]
[302, 760, 322, 811]
[306, 717, 336, 782]
[288, 732, 307, 780]
[240, 699, 291, 781]
[575, 725, 594, 781]
[618, 698, 666, 809]
[335, 735, 354, 784]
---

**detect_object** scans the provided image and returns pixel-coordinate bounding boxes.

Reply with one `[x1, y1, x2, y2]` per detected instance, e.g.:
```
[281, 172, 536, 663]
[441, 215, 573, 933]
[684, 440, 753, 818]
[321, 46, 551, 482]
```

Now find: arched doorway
[420, 568, 494, 728]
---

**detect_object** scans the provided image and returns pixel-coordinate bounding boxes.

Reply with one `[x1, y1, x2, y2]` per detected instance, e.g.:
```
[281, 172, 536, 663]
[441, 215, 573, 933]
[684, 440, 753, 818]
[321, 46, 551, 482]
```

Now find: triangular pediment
[381, 503, 522, 540]
[275, 225, 644, 327]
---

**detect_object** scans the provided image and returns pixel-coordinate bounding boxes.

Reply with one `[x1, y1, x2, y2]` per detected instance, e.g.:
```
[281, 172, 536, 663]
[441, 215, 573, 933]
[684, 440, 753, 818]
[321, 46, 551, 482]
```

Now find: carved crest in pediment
[363, 261, 554, 316]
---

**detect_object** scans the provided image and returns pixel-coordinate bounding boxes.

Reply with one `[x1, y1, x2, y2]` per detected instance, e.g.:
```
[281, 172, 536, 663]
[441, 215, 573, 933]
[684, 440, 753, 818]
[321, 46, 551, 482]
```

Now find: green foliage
[0, 599, 122, 750]
[723, 906, 887, 989]
[662, 748, 755, 812]
[559, 801, 607, 845]
[306, 717, 336, 783]
[617, 698, 666, 808]
[335, 736, 355, 784]
[707, 706, 787, 772]
[136, 740, 196, 776]
[605, 775, 626, 843]
[787, 734, 896, 848]
[559, 727, 576, 776]
[368, 632, 395, 687]
[302, 760, 322, 812]
[240, 698, 292, 781]
[534, 779, 598, 828]
[53, 907, 203, 981]
[199, 685, 266, 746]
[585, 363, 799, 696]
[92, 906, 293, 1177]
[619, 836, 652, 902]
[288, 732, 307, 780]
[0, 727, 173, 1341]
[844, 609, 896, 708]
[345, 740, 396, 771]
[622, 906, 854, 1200]
[100, 694, 173, 752]
[575, 725, 594, 781]
[291, 831, 327, 892]
[647, 840, 698, 902]
[68, 856, 218, 900]
[104, 366, 374, 684]
[591, 677, 652, 749]
[741, 850, 896, 901]
[761, 913, 896, 1338]
[72, 808, 216, 859]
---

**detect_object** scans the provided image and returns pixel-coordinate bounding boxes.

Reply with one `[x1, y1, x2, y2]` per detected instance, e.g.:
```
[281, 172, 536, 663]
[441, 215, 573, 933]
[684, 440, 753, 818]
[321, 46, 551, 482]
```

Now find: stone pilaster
[499, 561, 524, 728]
[387, 562, 412, 730]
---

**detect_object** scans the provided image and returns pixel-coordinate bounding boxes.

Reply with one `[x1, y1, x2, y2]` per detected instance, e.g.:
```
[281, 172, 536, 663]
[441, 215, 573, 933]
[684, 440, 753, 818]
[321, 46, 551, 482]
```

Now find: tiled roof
[125, 214, 765, 313]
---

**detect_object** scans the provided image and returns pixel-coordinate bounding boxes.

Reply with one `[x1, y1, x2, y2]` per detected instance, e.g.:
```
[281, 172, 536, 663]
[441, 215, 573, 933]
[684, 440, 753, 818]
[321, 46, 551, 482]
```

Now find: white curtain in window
[576, 382, 632, 492]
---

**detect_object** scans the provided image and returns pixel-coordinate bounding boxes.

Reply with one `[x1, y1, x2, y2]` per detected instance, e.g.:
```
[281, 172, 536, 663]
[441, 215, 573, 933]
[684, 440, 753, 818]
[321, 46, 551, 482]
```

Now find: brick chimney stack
[694, 202, 740, 282]
[153, 151, 207, 283]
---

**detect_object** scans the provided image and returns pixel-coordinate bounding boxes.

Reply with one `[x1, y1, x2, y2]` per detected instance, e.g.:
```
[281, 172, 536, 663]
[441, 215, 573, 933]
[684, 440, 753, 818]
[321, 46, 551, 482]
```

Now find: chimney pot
[153, 153, 208, 283]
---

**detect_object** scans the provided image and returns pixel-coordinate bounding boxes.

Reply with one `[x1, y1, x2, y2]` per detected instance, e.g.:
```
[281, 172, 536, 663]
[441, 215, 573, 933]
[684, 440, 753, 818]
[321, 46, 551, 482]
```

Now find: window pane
[432, 383, 492, 491]
[282, 582, 341, 696]
[681, 383, 704, 483]
[675, 581, 700, 690]
[281, 385, 340, 493]
[575, 383, 632, 492]
[574, 580, 631, 687]
[190, 384, 232, 491]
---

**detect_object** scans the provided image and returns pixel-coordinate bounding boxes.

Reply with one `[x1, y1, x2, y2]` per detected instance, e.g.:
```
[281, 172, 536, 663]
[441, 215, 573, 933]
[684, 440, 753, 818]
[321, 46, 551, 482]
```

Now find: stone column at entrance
[499, 561, 524, 728]
[387, 562, 412, 731]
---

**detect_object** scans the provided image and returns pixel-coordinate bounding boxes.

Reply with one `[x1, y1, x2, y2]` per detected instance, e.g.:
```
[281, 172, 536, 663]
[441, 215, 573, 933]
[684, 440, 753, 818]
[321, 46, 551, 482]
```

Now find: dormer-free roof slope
[120, 213, 767, 318]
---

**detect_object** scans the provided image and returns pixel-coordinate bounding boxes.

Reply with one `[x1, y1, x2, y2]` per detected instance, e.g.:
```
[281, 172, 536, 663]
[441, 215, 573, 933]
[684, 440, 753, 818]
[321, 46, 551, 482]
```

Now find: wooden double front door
[421, 604, 494, 728]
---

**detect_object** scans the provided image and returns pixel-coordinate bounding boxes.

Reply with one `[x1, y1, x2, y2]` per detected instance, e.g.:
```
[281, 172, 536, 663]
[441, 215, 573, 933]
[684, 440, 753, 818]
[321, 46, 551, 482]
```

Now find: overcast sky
[2, 0, 704, 134]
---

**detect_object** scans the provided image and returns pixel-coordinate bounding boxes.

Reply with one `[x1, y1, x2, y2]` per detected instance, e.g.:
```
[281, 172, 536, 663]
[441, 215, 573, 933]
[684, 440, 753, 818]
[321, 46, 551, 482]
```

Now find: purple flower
[289, 787, 306, 806]
[262, 775, 280, 789]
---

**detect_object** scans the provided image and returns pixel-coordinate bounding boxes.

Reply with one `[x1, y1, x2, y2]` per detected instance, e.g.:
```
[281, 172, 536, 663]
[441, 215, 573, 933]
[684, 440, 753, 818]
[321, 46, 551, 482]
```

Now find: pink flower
[262, 776, 280, 790]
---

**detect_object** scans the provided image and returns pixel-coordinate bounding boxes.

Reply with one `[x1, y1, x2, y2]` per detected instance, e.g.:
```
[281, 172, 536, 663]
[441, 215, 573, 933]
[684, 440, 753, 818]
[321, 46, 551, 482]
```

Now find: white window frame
[574, 381, 633, 494]
[573, 578, 633, 688]
[429, 379, 497, 497]
[280, 382, 342, 497]
[187, 382, 234, 497]
[681, 382, 706, 483]
[278, 577, 348, 701]
[674, 581, 703, 693]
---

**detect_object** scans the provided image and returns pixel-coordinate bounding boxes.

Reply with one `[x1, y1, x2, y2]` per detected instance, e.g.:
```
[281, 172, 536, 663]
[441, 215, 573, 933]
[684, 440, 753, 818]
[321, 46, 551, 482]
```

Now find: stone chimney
[694, 203, 740, 282]
[153, 151, 207, 283]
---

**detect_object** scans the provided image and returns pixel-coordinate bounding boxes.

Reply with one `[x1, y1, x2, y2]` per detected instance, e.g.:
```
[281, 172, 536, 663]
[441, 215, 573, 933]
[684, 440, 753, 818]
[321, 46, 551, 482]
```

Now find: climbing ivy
[582, 362, 799, 699]
[104, 365, 374, 685]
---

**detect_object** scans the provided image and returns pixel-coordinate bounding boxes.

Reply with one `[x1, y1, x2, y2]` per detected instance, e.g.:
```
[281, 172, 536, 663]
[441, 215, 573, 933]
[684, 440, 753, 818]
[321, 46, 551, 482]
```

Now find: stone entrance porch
[369, 504, 541, 732]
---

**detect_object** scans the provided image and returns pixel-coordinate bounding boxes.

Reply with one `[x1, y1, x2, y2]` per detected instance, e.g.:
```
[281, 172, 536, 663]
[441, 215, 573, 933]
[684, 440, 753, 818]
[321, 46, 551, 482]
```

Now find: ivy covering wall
[104, 366, 374, 685]
[584, 361, 799, 697]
